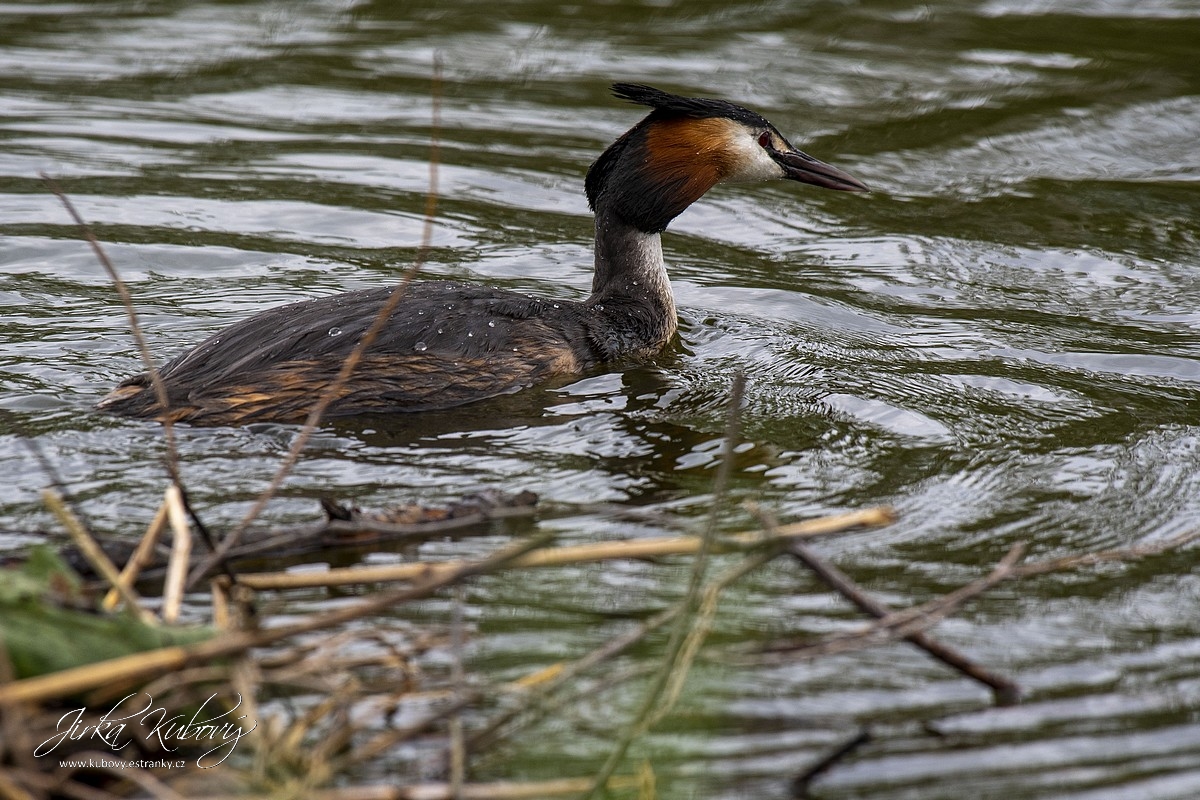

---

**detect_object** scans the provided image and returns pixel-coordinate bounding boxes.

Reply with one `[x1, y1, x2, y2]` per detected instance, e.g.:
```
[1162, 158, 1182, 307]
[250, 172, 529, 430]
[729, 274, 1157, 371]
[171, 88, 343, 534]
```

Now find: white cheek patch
[721, 131, 787, 183]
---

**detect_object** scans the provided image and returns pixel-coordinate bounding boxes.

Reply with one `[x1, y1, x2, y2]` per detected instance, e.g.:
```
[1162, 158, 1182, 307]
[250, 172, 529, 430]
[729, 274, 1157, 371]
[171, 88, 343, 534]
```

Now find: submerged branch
[751, 541, 1026, 663]
[784, 532, 1023, 706]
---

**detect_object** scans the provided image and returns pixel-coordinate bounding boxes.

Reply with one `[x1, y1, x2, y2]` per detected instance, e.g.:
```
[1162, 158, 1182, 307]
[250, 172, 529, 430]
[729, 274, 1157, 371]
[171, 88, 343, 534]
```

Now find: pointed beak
[770, 148, 869, 192]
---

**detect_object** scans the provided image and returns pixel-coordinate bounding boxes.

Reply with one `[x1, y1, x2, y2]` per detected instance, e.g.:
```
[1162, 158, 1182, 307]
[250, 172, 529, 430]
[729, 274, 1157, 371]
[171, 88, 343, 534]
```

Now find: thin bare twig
[745, 530, 1200, 668]
[43, 174, 234, 590]
[790, 728, 872, 799]
[750, 542, 1026, 663]
[781, 520, 1022, 705]
[188, 57, 446, 589]
[1009, 528, 1200, 578]
[40, 175, 193, 512]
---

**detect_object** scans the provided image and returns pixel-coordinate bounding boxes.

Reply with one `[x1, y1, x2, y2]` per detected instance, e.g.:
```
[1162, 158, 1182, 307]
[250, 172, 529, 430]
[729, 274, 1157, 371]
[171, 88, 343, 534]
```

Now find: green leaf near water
[0, 545, 213, 680]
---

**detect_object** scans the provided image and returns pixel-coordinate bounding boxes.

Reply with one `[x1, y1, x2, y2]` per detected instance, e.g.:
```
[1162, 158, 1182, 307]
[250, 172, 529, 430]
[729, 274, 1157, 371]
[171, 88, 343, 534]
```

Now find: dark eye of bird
[757, 131, 772, 148]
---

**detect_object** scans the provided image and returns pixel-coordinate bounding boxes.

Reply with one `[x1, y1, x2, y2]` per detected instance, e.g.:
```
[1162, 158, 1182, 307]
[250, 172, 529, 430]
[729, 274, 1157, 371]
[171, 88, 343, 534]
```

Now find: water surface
[2, 1, 1200, 797]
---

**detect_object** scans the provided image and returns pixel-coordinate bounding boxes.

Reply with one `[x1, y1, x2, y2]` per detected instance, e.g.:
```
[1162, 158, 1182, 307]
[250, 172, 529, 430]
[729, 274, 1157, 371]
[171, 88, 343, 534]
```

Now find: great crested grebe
[98, 83, 867, 425]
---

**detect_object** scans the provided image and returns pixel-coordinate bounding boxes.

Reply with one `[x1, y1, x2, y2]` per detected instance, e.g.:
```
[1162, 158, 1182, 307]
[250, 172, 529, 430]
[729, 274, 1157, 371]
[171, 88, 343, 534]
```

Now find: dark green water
[3, 1, 1200, 797]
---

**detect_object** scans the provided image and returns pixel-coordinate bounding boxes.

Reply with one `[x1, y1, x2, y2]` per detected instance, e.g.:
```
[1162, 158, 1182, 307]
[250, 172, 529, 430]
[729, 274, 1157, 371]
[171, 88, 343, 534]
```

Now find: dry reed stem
[306, 630, 431, 770]
[102, 495, 170, 612]
[470, 617, 675, 755]
[229, 659, 263, 751]
[0, 637, 250, 707]
[472, 550, 779, 759]
[3, 507, 1015, 716]
[0, 533, 548, 707]
[161, 484, 192, 624]
[637, 760, 656, 800]
[41, 488, 154, 624]
[188, 60, 445, 590]
[270, 678, 358, 781]
[231, 506, 895, 591]
[127, 665, 243, 710]
[211, 577, 231, 629]
[42, 179, 231, 589]
[469, 606, 678, 753]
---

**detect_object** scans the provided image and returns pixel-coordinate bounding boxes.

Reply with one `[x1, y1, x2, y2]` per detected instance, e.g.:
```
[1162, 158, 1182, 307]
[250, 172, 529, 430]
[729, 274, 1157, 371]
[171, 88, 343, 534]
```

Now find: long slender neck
[585, 204, 677, 354]
[589, 204, 672, 310]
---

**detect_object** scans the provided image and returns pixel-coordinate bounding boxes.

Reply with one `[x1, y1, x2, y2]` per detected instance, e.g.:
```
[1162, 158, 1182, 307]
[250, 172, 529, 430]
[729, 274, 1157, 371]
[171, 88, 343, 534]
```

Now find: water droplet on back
[414, 341, 427, 351]
[328, 327, 342, 336]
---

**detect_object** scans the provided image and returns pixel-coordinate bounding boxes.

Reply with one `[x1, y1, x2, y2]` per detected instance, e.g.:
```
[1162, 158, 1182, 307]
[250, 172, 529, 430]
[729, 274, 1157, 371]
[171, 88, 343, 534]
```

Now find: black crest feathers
[585, 83, 770, 233]
[610, 83, 770, 128]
